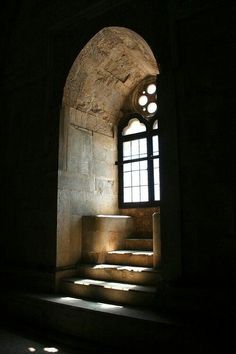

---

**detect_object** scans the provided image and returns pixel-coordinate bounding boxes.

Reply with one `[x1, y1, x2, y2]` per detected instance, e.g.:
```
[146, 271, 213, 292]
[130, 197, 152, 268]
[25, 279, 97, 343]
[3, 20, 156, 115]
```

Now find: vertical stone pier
[153, 212, 161, 269]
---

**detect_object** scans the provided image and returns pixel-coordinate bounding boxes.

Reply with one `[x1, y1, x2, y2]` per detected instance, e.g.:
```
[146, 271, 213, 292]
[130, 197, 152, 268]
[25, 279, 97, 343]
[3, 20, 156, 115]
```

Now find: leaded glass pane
[123, 172, 131, 187]
[123, 163, 131, 172]
[140, 160, 147, 170]
[124, 188, 132, 202]
[153, 158, 159, 168]
[132, 187, 140, 202]
[131, 140, 139, 158]
[140, 186, 149, 201]
[140, 170, 148, 186]
[152, 135, 159, 156]
[154, 168, 160, 185]
[139, 138, 147, 157]
[123, 141, 131, 160]
[154, 185, 160, 201]
[132, 171, 140, 187]
[131, 161, 139, 171]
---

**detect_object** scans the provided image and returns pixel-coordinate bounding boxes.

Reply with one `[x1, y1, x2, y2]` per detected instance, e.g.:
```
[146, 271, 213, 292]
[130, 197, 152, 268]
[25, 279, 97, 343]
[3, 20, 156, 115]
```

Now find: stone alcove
[57, 26, 159, 272]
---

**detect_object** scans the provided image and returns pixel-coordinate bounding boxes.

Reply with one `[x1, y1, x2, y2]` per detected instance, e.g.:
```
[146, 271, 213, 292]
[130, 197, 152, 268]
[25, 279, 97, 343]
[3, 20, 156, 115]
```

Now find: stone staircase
[59, 233, 162, 308]
[0, 213, 217, 351]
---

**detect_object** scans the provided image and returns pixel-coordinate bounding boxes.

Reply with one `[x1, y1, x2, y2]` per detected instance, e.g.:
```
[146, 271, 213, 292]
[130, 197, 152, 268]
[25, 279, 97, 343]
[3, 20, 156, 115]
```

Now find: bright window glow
[123, 138, 147, 160]
[131, 139, 139, 157]
[132, 186, 140, 202]
[147, 102, 157, 113]
[123, 141, 131, 159]
[44, 348, 59, 353]
[152, 135, 159, 156]
[124, 172, 131, 187]
[123, 118, 146, 135]
[124, 187, 132, 202]
[140, 186, 148, 201]
[123, 163, 131, 172]
[122, 138, 149, 203]
[135, 80, 157, 117]
[132, 161, 139, 171]
[147, 83, 156, 94]
[139, 138, 147, 156]
[154, 168, 159, 184]
[120, 102, 160, 205]
[132, 171, 139, 186]
[138, 95, 148, 106]
[153, 120, 158, 129]
[140, 160, 147, 169]
[155, 185, 160, 200]
[154, 158, 160, 201]
[140, 170, 148, 186]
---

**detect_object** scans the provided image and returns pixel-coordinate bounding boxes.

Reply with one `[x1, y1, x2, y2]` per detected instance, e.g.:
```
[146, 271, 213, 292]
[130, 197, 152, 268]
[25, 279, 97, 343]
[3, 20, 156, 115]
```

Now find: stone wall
[120, 207, 160, 238]
[57, 106, 118, 268]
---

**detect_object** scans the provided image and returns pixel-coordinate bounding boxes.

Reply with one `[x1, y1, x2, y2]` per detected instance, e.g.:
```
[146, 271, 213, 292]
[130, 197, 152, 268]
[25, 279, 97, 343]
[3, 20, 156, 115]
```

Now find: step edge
[62, 278, 157, 292]
[77, 264, 160, 273]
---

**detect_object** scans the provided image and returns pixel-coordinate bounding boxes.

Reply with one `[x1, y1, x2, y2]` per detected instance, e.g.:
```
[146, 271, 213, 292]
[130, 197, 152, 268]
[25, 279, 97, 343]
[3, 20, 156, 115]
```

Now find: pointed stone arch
[56, 26, 159, 271]
[63, 26, 159, 136]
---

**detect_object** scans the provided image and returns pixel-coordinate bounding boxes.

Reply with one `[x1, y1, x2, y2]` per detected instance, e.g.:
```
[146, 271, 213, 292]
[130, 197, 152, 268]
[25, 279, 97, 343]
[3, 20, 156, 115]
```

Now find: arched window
[117, 76, 160, 208]
[118, 110, 160, 207]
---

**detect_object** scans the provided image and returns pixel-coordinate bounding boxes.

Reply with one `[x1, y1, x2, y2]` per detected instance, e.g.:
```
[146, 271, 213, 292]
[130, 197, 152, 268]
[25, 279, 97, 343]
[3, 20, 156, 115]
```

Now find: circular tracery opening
[132, 76, 157, 119]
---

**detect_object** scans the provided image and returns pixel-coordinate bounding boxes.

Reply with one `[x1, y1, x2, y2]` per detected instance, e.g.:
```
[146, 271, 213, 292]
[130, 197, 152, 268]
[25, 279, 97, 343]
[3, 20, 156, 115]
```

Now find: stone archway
[56, 26, 159, 272]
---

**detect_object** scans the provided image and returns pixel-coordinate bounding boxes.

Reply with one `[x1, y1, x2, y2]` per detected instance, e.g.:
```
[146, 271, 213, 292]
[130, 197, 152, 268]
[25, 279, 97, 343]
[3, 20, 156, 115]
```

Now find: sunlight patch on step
[96, 214, 131, 218]
[74, 279, 99, 286]
[108, 250, 153, 256]
[133, 251, 153, 256]
[92, 264, 116, 269]
[44, 349, 59, 353]
[96, 302, 123, 309]
[60, 296, 79, 301]
[73, 278, 137, 291]
[92, 264, 150, 272]
[103, 282, 137, 291]
[58, 297, 123, 309]
[117, 266, 149, 272]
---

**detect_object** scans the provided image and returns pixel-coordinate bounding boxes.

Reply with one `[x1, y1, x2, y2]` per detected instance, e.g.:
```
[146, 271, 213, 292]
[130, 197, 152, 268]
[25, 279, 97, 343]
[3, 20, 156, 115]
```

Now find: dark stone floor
[0, 321, 118, 354]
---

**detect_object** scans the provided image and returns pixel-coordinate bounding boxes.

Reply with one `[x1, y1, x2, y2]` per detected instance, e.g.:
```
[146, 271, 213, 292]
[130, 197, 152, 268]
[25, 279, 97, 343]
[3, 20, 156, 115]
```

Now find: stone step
[76, 263, 162, 285]
[124, 238, 153, 250]
[60, 277, 157, 307]
[105, 250, 153, 267]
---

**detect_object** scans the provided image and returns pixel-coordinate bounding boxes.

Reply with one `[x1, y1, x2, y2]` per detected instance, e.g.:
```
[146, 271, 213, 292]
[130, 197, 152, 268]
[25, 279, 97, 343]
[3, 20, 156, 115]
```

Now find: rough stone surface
[63, 27, 158, 137]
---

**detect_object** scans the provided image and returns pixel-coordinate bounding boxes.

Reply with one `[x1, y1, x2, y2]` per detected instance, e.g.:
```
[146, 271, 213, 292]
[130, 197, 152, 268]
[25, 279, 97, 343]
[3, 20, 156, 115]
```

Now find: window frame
[117, 113, 160, 209]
